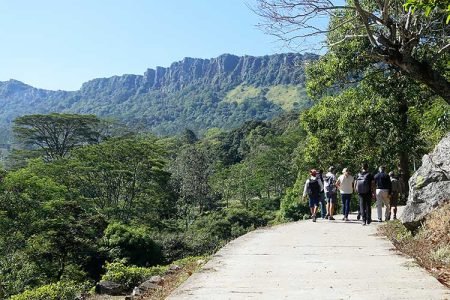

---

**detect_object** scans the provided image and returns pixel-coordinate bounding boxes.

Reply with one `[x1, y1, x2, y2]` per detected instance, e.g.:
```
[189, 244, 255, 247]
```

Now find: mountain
[0, 53, 318, 143]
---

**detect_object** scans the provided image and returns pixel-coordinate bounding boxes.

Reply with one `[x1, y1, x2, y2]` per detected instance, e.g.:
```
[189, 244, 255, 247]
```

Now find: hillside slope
[0, 53, 317, 143]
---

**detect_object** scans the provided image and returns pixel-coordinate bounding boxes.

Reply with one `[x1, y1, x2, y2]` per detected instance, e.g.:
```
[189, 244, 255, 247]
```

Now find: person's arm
[335, 176, 341, 189]
[387, 175, 392, 195]
[302, 179, 309, 198]
[318, 178, 323, 191]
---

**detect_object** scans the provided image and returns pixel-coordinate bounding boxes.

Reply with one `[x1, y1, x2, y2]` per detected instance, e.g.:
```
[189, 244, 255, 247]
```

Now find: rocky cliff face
[401, 133, 450, 229]
[78, 53, 312, 95]
[0, 53, 316, 141]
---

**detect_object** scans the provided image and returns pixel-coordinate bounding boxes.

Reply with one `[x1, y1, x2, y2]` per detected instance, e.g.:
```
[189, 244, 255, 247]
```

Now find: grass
[379, 203, 450, 287]
[223, 84, 261, 104]
[140, 256, 207, 300]
[265, 85, 304, 110]
[223, 84, 309, 111]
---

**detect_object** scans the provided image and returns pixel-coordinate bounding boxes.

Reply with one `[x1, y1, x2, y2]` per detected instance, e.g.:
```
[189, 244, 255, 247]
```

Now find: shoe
[362, 222, 367, 226]
[325, 214, 330, 218]
[357, 214, 361, 220]
[393, 215, 397, 220]
[329, 216, 335, 220]
[378, 218, 382, 222]
[342, 217, 345, 221]
[312, 216, 316, 222]
[345, 217, 349, 221]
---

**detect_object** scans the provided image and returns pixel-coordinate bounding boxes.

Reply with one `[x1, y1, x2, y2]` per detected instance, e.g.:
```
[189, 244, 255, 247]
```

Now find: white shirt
[337, 174, 354, 194]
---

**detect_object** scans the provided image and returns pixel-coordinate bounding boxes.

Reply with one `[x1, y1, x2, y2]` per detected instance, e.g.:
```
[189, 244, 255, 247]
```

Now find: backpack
[307, 178, 320, 197]
[325, 175, 336, 193]
[391, 178, 400, 193]
[356, 172, 371, 194]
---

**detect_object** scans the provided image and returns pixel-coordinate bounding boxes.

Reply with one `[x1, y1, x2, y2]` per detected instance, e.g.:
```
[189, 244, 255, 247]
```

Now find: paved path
[168, 209, 449, 299]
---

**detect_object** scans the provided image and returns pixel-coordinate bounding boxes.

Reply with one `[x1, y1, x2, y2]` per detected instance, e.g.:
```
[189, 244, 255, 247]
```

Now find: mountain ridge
[0, 52, 318, 142]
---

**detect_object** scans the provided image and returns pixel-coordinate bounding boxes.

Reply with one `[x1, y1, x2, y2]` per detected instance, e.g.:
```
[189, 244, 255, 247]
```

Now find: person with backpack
[336, 168, 354, 221]
[324, 166, 337, 220]
[374, 166, 392, 221]
[317, 169, 327, 219]
[389, 171, 400, 220]
[302, 169, 323, 222]
[354, 163, 374, 225]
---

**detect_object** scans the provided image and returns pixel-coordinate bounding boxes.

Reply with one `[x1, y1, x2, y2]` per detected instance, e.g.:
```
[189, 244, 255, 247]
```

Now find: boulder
[95, 280, 125, 295]
[136, 275, 164, 294]
[401, 133, 450, 229]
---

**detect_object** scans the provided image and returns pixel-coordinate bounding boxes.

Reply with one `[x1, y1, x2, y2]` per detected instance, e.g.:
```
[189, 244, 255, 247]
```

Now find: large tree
[13, 114, 101, 160]
[255, 0, 450, 103]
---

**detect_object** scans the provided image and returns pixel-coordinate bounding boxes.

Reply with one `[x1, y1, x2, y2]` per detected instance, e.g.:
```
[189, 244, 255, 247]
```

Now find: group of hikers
[302, 164, 407, 225]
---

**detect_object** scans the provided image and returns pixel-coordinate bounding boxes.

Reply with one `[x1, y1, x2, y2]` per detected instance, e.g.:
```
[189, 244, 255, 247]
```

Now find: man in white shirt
[336, 168, 354, 221]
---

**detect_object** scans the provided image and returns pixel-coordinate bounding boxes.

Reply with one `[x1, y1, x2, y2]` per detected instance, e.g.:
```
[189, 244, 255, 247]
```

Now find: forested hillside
[0, 53, 316, 144]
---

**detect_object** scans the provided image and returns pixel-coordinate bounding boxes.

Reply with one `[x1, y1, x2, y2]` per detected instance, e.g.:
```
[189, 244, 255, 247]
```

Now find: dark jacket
[374, 172, 392, 193]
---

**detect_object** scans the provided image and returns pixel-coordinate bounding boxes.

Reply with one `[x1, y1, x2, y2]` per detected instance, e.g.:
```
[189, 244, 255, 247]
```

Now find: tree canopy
[255, 0, 450, 103]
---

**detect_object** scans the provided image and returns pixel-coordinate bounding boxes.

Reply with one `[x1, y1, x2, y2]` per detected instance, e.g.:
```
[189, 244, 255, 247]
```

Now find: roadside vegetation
[379, 203, 450, 287]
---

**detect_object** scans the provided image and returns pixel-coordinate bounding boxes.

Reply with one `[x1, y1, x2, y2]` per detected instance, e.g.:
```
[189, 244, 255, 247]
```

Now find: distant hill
[0, 53, 318, 143]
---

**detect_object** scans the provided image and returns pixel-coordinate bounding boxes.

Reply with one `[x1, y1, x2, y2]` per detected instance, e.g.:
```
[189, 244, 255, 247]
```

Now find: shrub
[104, 222, 163, 266]
[10, 281, 81, 300]
[431, 245, 450, 264]
[102, 261, 168, 290]
[278, 187, 309, 221]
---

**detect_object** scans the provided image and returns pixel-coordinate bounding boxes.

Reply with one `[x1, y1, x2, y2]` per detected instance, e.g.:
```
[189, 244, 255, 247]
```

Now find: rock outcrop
[95, 280, 126, 295]
[401, 133, 450, 229]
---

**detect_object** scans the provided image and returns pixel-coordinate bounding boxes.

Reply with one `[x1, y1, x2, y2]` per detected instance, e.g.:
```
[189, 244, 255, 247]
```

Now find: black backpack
[356, 172, 371, 194]
[307, 178, 320, 197]
[325, 175, 336, 193]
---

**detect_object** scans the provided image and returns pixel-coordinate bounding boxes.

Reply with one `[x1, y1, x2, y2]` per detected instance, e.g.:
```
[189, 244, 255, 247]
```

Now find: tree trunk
[388, 54, 450, 104]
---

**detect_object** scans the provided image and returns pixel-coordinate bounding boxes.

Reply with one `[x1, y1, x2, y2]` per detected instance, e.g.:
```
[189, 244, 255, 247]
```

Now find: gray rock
[169, 264, 181, 271]
[401, 133, 450, 229]
[137, 276, 164, 293]
[95, 280, 125, 295]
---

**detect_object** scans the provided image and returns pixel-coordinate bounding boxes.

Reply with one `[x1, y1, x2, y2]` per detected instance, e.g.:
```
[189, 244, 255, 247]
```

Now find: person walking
[302, 169, 323, 222]
[336, 168, 354, 221]
[389, 171, 400, 219]
[355, 163, 374, 225]
[324, 166, 337, 220]
[374, 166, 392, 222]
[317, 169, 327, 219]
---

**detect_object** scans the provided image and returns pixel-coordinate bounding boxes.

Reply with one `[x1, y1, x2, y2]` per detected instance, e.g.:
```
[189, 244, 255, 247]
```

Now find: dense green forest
[1, 1, 449, 298]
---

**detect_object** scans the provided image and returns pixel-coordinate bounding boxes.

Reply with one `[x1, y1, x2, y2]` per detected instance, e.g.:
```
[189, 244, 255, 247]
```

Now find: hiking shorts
[325, 192, 337, 204]
[390, 192, 399, 207]
[308, 196, 319, 208]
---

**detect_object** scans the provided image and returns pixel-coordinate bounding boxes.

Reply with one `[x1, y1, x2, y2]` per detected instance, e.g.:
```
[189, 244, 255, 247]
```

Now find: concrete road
[168, 209, 449, 300]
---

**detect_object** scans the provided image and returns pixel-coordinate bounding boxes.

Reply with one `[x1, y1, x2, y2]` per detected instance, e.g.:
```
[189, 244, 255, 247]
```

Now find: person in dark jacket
[317, 169, 327, 219]
[354, 163, 374, 225]
[374, 166, 392, 221]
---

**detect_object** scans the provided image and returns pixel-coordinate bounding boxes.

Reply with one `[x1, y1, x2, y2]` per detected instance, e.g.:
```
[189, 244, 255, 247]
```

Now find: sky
[0, 1, 324, 91]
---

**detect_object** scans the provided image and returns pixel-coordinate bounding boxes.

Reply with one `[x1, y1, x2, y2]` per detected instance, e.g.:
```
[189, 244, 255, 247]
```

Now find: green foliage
[103, 223, 162, 266]
[101, 261, 168, 290]
[10, 281, 82, 300]
[404, 0, 450, 22]
[13, 113, 101, 161]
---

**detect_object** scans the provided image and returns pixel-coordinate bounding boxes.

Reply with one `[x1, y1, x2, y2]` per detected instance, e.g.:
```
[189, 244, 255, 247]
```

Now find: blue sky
[0, 1, 323, 91]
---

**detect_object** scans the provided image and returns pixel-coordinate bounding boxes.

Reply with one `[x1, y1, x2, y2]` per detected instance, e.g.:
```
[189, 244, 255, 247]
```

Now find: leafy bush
[102, 261, 168, 290]
[104, 223, 162, 266]
[278, 186, 309, 221]
[431, 245, 450, 264]
[10, 281, 81, 300]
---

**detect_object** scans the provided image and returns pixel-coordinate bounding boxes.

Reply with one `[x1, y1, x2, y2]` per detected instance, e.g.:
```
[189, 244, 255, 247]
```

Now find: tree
[13, 114, 101, 160]
[254, 0, 450, 103]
